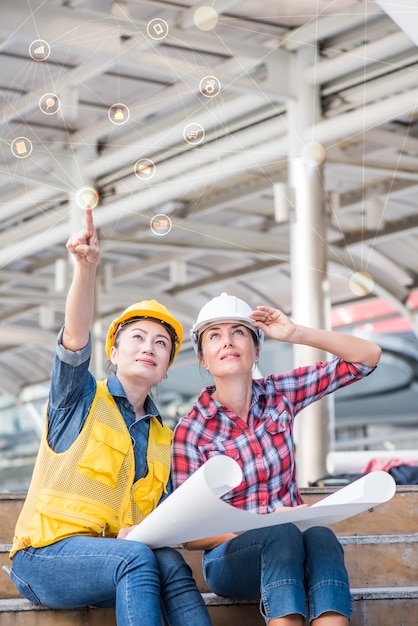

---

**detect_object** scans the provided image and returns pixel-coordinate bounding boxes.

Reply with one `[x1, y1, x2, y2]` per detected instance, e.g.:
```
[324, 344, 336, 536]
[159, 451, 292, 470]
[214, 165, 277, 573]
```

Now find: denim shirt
[47, 327, 172, 495]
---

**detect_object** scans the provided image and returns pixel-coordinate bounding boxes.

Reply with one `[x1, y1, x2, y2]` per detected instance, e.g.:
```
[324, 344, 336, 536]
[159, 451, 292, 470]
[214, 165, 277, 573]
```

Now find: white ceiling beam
[304, 30, 415, 85]
[0, 270, 51, 288]
[309, 87, 418, 146]
[374, 0, 418, 47]
[363, 127, 418, 153]
[172, 220, 287, 256]
[0, 326, 56, 346]
[109, 252, 193, 283]
[281, 1, 385, 51]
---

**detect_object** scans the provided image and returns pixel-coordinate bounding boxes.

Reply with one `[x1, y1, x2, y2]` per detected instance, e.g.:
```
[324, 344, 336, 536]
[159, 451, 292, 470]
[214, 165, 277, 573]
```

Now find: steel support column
[288, 48, 332, 486]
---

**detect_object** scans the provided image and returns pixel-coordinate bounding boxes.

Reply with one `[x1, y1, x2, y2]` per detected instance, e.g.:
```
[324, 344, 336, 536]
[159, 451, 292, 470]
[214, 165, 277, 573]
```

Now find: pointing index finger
[84, 205, 94, 234]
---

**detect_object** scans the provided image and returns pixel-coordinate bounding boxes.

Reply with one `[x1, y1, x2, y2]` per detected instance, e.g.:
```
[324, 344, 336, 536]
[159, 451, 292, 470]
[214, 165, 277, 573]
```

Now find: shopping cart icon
[183, 123, 205, 145]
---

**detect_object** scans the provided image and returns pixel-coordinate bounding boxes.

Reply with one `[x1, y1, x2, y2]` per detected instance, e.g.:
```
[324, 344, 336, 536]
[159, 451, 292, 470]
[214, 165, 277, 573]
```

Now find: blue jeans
[10, 537, 212, 626]
[202, 524, 352, 623]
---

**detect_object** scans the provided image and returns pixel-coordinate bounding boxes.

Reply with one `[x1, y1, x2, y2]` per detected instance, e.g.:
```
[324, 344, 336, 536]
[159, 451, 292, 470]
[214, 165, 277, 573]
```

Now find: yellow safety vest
[10, 380, 172, 557]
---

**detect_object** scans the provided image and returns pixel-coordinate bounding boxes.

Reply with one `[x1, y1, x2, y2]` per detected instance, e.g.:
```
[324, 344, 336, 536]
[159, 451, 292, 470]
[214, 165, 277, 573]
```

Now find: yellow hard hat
[105, 299, 183, 362]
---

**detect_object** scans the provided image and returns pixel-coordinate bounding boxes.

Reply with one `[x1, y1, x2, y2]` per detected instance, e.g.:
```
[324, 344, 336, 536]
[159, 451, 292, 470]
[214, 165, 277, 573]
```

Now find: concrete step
[3, 532, 418, 598]
[339, 533, 418, 587]
[0, 599, 116, 626]
[1, 551, 18, 599]
[2, 488, 418, 625]
[3, 589, 418, 626]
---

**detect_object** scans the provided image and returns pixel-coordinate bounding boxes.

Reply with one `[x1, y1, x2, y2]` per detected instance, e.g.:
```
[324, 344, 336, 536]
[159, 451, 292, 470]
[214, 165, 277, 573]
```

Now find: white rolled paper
[126, 456, 396, 548]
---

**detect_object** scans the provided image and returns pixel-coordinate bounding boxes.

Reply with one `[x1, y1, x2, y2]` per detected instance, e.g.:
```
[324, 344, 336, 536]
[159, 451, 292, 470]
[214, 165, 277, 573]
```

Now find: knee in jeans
[304, 526, 344, 561]
[154, 548, 192, 581]
[255, 524, 304, 557]
[271, 523, 303, 545]
[304, 526, 342, 552]
[127, 542, 157, 568]
[305, 526, 335, 542]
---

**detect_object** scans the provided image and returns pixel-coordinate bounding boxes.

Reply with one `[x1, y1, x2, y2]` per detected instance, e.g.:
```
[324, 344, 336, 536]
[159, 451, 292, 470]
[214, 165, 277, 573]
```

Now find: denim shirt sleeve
[47, 326, 96, 452]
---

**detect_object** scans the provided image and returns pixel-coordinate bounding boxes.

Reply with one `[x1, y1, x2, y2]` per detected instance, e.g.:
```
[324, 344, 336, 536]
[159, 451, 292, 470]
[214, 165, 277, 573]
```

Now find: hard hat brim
[190, 317, 263, 355]
[194, 316, 255, 336]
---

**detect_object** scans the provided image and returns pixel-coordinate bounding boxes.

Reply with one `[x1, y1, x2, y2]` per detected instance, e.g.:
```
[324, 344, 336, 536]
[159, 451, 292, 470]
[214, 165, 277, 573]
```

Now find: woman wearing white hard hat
[172, 292, 382, 626]
[9, 208, 212, 626]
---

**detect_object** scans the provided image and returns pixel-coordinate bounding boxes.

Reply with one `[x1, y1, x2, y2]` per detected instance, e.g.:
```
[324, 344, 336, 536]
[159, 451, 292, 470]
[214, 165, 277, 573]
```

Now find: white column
[288, 47, 332, 486]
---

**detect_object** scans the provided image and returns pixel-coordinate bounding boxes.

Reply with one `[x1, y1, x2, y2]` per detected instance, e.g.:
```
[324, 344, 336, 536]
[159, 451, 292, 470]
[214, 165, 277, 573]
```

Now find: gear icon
[200, 76, 220, 97]
[205, 81, 216, 94]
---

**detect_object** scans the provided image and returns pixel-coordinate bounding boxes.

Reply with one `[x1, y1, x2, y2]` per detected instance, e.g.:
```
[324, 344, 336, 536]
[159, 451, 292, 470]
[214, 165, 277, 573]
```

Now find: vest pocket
[27, 491, 113, 545]
[132, 459, 169, 518]
[77, 421, 131, 488]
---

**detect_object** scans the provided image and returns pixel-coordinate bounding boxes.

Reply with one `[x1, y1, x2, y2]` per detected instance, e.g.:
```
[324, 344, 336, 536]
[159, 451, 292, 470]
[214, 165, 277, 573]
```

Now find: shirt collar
[197, 380, 266, 419]
[196, 385, 220, 419]
[106, 373, 163, 423]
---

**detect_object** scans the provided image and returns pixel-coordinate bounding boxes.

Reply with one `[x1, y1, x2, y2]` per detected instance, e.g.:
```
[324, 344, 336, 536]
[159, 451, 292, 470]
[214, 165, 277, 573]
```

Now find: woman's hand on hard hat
[250, 306, 296, 342]
[66, 207, 100, 267]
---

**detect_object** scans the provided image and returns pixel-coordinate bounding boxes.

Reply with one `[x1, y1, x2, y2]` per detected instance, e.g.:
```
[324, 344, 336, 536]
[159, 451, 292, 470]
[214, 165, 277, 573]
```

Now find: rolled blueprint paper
[126, 456, 396, 548]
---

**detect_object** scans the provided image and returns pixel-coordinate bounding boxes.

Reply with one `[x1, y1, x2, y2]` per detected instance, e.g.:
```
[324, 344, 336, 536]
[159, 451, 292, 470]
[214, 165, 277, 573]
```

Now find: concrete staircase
[1, 486, 418, 625]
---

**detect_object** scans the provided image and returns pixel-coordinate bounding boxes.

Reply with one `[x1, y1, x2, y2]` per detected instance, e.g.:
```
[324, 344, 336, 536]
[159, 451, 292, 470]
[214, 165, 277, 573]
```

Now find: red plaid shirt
[172, 357, 375, 513]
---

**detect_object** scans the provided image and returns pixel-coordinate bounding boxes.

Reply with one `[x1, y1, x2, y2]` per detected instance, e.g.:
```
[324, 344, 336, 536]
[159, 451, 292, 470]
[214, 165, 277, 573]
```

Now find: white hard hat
[190, 292, 264, 354]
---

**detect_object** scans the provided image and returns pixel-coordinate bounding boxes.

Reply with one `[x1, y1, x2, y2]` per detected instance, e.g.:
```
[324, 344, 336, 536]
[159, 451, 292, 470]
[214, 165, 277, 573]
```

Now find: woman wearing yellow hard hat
[9, 208, 211, 626]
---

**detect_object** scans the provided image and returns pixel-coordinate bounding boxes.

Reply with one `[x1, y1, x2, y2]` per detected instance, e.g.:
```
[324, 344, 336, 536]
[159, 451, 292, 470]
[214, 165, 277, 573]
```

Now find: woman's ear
[109, 345, 118, 366]
[199, 354, 209, 370]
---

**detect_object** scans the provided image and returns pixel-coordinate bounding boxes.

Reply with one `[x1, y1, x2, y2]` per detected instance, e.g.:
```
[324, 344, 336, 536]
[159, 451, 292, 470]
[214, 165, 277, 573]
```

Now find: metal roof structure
[1, 0, 418, 442]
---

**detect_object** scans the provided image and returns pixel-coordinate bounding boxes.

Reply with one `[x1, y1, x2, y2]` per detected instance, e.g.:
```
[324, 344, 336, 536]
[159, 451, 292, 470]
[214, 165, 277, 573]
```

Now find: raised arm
[62, 208, 100, 352]
[250, 306, 382, 367]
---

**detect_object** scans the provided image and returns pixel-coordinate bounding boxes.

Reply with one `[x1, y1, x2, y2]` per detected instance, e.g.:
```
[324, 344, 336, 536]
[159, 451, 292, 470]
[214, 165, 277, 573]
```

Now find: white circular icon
[75, 187, 99, 210]
[183, 123, 205, 145]
[199, 76, 221, 98]
[108, 103, 130, 125]
[135, 158, 156, 180]
[29, 39, 51, 62]
[150, 214, 172, 236]
[147, 19, 169, 41]
[39, 93, 61, 115]
[11, 137, 33, 159]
